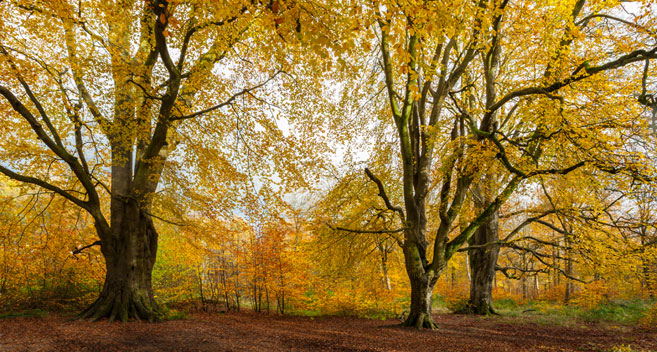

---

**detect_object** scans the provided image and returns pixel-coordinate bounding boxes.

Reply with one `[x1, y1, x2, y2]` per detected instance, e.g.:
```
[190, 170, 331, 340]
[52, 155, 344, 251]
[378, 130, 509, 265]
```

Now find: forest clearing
[1, 0, 657, 350]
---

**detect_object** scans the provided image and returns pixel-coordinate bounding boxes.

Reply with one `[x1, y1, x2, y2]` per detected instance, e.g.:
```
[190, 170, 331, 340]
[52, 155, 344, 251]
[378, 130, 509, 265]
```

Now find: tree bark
[80, 199, 160, 322]
[466, 209, 500, 315]
[400, 235, 440, 329]
[402, 264, 438, 328]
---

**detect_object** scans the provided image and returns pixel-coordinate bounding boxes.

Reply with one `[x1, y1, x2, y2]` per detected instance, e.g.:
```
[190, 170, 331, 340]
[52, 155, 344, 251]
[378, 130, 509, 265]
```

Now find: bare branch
[457, 241, 504, 252]
[144, 210, 188, 227]
[496, 266, 548, 279]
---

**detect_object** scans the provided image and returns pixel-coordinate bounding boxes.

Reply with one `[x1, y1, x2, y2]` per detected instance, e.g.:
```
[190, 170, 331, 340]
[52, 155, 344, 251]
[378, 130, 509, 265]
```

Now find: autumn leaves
[0, 0, 656, 325]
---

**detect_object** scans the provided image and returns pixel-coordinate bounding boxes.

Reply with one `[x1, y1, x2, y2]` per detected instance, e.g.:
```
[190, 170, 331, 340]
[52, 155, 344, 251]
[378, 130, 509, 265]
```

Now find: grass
[0, 309, 48, 319]
[485, 298, 656, 327]
[581, 299, 651, 325]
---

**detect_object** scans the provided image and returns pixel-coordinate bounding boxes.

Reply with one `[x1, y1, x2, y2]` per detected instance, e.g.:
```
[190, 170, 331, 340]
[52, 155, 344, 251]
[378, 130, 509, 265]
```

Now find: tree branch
[0, 164, 89, 211]
[62, 22, 111, 133]
[177, 8, 246, 72]
[172, 71, 282, 121]
[484, 46, 657, 122]
[443, 175, 523, 262]
[364, 168, 405, 220]
[0, 85, 100, 205]
[326, 223, 405, 246]
[327, 223, 407, 234]
[72, 240, 101, 255]
[496, 265, 548, 279]
[576, 13, 657, 37]
[377, 13, 401, 119]
[502, 210, 558, 241]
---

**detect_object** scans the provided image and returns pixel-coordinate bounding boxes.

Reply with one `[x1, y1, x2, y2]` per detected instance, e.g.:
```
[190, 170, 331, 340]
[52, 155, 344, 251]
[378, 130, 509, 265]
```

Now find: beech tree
[348, 0, 657, 328]
[465, 0, 584, 314]
[0, 0, 319, 321]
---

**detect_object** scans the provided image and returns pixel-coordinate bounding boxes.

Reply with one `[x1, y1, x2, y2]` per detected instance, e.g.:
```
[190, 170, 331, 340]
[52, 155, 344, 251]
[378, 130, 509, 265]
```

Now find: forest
[0, 0, 656, 351]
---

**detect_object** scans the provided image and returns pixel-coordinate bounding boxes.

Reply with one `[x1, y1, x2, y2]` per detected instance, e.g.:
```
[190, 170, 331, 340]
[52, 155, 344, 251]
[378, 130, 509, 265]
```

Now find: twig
[73, 240, 101, 255]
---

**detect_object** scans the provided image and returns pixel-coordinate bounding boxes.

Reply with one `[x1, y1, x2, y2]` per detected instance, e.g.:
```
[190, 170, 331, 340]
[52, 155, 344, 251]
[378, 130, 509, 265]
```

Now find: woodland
[0, 0, 657, 350]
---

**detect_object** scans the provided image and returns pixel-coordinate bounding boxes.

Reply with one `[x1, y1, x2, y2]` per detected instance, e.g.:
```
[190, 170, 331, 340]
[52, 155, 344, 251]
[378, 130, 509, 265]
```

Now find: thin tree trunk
[198, 266, 206, 307]
[521, 253, 528, 300]
[564, 231, 573, 303]
[379, 243, 392, 291]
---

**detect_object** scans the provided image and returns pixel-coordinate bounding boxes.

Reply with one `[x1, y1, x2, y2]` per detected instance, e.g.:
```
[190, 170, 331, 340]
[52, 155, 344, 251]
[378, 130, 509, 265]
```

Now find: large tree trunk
[466, 209, 500, 315]
[401, 238, 439, 329]
[80, 199, 161, 322]
[403, 274, 438, 329]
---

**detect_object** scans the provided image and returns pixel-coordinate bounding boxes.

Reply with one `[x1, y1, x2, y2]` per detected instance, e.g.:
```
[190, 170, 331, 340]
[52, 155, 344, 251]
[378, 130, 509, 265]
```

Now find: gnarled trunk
[80, 199, 161, 322]
[466, 209, 499, 315]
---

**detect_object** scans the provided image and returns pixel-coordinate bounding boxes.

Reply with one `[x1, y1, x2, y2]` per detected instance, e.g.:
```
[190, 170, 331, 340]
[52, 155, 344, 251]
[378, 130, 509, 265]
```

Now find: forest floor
[0, 311, 655, 352]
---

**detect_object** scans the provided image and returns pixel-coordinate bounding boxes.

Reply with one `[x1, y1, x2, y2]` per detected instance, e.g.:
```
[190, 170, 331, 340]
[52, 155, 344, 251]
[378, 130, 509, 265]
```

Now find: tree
[466, 172, 503, 314]
[0, 0, 295, 321]
[352, 0, 657, 328]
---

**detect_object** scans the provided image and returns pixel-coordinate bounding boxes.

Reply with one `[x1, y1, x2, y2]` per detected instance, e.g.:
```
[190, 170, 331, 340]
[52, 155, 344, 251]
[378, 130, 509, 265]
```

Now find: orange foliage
[0, 180, 103, 310]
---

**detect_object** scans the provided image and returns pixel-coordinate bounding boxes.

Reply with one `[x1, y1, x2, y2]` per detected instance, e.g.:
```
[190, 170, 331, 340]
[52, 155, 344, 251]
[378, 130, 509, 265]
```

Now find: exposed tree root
[79, 289, 162, 323]
[402, 312, 438, 330]
[470, 301, 498, 316]
[454, 301, 498, 315]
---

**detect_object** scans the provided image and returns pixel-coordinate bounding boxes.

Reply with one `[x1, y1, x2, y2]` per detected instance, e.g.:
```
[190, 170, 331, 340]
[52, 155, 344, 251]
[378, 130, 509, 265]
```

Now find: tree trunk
[401, 242, 438, 329]
[466, 205, 500, 314]
[403, 275, 437, 329]
[378, 243, 392, 291]
[521, 253, 528, 300]
[80, 199, 160, 322]
[564, 233, 573, 303]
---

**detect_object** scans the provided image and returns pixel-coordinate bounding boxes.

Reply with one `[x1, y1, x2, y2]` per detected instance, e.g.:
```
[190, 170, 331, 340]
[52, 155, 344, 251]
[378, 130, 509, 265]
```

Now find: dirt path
[0, 312, 654, 351]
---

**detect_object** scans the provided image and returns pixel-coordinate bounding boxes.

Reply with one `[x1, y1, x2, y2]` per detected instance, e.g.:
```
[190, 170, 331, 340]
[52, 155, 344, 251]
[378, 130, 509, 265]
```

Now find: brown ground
[0, 312, 655, 352]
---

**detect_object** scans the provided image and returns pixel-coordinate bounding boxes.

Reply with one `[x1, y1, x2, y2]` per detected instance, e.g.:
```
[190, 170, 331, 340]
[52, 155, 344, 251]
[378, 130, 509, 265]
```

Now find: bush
[160, 305, 189, 321]
[446, 298, 470, 313]
[638, 300, 657, 327]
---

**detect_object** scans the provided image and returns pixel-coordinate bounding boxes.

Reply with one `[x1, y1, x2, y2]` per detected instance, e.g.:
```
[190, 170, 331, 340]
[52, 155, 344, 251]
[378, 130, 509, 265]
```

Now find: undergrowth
[0, 309, 48, 319]
[475, 298, 656, 326]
